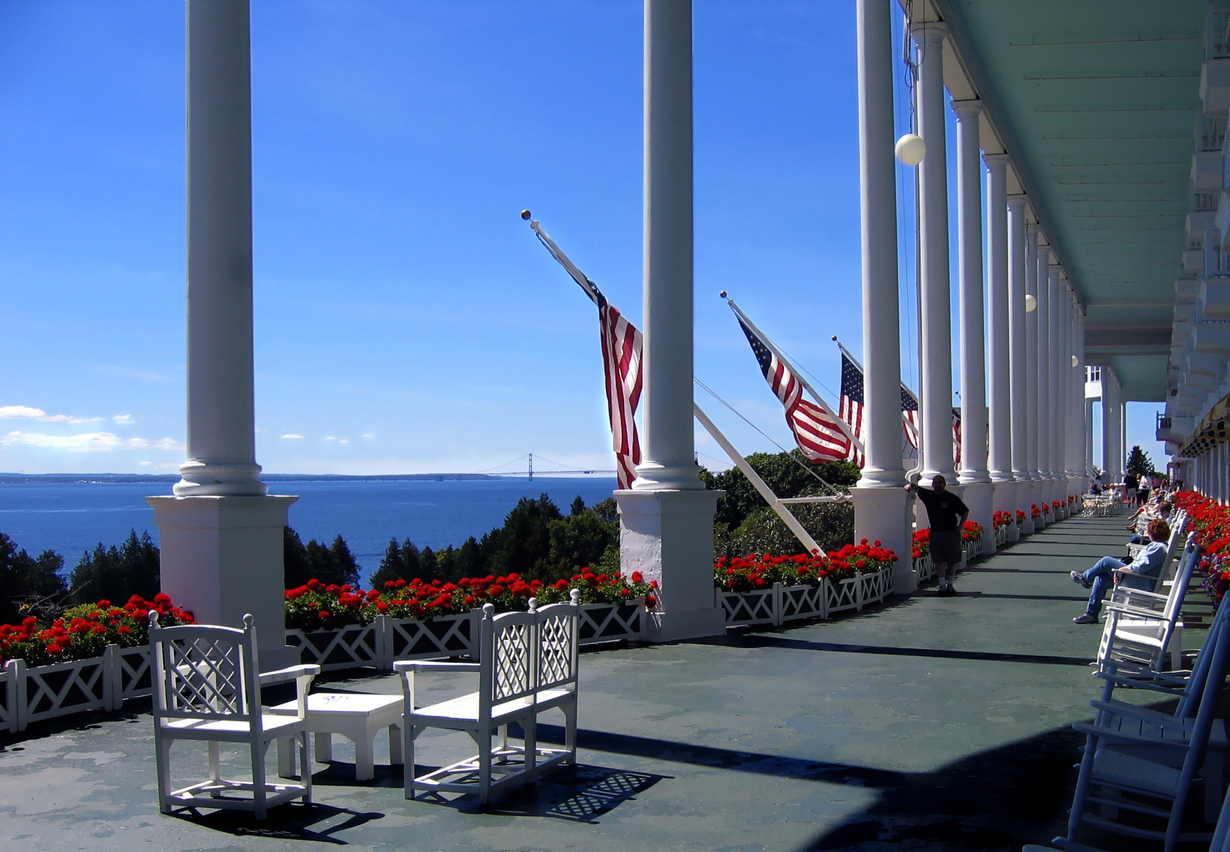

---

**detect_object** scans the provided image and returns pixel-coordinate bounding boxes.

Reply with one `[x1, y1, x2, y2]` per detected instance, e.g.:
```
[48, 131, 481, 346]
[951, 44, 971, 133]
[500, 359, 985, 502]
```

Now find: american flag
[901, 385, 920, 449]
[529, 219, 641, 489]
[840, 349, 921, 451]
[839, 353, 864, 445]
[952, 407, 962, 469]
[597, 293, 642, 490]
[737, 317, 859, 465]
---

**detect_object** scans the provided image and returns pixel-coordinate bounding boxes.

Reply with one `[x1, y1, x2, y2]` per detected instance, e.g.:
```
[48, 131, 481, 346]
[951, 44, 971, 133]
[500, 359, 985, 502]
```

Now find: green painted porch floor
[0, 513, 1216, 851]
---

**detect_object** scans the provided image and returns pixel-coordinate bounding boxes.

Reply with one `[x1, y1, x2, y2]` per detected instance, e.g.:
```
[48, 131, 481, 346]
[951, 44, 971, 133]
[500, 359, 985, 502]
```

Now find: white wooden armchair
[149, 612, 320, 819]
[394, 590, 581, 805]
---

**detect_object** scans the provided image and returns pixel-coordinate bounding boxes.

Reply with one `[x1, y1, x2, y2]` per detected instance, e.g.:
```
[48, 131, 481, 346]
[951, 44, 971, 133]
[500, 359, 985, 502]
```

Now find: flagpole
[523, 211, 601, 307]
[693, 403, 824, 555]
[832, 334, 926, 479]
[727, 298, 864, 454]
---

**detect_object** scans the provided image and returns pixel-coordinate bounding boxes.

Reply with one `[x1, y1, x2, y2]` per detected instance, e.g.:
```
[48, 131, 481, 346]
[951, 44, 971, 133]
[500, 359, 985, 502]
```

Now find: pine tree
[1125, 445, 1155, 478]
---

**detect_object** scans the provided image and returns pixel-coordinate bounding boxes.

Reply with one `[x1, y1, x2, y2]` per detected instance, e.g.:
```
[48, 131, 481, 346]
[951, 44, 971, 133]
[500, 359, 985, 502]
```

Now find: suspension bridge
[473, 453, 616, 480]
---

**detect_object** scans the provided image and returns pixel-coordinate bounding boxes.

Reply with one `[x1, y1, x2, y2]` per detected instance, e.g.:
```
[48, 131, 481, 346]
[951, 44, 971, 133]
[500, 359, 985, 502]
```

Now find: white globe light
[1072, 355, 1079, 367]
[895, 133, 927, 166]
[1024, 294, 1037, 313]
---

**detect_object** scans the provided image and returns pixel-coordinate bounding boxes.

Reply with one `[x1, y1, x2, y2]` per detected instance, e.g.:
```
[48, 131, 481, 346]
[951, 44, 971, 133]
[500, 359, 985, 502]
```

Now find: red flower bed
[1016, 509, 1026, 526]
[1173, 491, 1230, 605]
[0, 594, 194, 667]
[961, 521, 984, 542]
[912, 529, 930, 560]
[285, 570, 655, 631]
[992, 511, 1013, 530]
[1031, 503, 1042, 520]
[715, 541, 898, 593]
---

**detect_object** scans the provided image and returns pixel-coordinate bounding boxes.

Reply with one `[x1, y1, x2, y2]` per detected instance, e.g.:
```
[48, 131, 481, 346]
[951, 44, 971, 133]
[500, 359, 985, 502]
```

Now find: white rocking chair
[1095, 534, 1199, 674]
[150, 612, 320, 819]
[1057, 605, 1230, 852]
[394, 590, 581, 806]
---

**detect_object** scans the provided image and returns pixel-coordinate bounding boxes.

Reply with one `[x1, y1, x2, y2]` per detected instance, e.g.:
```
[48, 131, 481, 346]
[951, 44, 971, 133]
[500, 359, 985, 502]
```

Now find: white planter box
[577, 602, 645, 645]
[914, 552, 934, 582]
[994, 525, 1008, 547]
[719, 569, 893, 627]
[287, 621, 383, 672]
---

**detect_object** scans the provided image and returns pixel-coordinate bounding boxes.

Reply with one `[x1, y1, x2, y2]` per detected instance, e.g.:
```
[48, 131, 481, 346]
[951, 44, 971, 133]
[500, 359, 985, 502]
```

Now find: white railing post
[14, 658, 27, 732]
[102, 644, 118, 712]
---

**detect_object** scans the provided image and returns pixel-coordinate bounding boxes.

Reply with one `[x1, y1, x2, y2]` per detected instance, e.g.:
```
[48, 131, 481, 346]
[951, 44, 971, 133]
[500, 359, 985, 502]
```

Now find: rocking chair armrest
[1094, 670, 1189, 693]
[259, 664, 321, 686]
[1108, 587, 1167, 604]
[392, 660, 480, 674]
[1074, 719, 1192, 746]
[1100, 601, 1168, 620]
[1087, 699, 1195, 728]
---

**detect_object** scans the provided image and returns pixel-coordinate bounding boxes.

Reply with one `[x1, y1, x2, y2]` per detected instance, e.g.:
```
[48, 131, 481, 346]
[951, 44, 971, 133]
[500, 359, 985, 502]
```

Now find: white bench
[395, 590, 581, 806]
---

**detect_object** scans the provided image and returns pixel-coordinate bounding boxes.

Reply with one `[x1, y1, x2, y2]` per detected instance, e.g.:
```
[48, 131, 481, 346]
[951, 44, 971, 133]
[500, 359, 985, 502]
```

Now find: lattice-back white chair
[394, 590, 581, 806]
[1095, 534, 1199, 673]
[150, 612, 320, 819]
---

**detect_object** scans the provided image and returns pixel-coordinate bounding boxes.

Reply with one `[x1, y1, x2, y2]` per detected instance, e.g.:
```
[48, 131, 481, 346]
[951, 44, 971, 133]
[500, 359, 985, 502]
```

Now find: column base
[992, 480, 1019, 544]
[958, 479, 994, 552]
[148, 494, 299, 670]
[850, 485, 914, 594]
[615, 489, 723, 643]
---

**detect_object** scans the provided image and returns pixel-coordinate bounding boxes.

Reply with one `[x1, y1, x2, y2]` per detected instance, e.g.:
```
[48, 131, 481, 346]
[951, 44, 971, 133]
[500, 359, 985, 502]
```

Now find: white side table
[273, 692, 403, 782]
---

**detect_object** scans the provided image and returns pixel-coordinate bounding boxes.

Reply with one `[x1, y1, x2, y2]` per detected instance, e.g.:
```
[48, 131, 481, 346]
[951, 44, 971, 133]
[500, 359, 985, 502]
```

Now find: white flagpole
[524, 212, 601, 307]
[693, 403, 825, 555]
[727, 299, 865, 455]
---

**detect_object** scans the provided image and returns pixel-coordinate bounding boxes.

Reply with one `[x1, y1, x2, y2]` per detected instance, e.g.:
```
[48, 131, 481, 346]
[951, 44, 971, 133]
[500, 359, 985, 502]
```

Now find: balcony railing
[1194, 192, 1219, 212]
[1208, 6, 1230, 59]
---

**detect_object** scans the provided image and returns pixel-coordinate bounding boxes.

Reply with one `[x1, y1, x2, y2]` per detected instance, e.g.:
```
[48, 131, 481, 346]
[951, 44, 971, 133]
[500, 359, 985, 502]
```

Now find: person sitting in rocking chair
[1069, 518, 1171, 624]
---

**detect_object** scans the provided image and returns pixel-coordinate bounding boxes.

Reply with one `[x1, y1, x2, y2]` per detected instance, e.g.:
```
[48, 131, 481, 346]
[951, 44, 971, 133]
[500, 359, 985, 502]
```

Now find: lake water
[0, 477, 618, 580]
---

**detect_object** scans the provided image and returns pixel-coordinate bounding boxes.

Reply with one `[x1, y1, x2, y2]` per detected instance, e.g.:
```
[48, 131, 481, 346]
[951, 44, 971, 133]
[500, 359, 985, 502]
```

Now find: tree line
[1, 449, 860, 624]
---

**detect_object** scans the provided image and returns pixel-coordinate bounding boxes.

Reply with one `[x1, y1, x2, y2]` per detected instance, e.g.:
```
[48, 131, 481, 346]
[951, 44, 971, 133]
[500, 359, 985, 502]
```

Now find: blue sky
[0, 1, 1166, 476]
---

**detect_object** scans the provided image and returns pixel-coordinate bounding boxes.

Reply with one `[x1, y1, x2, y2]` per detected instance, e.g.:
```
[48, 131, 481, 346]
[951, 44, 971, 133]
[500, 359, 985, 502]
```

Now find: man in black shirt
[904, 475, 970, 597]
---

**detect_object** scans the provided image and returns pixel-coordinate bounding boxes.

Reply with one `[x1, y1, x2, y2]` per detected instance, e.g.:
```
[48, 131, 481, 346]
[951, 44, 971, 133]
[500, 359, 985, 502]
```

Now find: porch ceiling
[937, 0, 1207, 402]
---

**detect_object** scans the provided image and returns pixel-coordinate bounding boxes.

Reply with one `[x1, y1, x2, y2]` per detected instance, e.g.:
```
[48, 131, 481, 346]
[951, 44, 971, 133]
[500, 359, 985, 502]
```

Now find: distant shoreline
[0, 473, 613, 485]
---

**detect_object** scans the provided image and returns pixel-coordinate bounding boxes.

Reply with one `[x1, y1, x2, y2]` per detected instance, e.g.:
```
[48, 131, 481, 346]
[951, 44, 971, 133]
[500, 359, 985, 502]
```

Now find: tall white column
[912, 23, 957, 486]
[1036, 250, 1053, 507]
[850, 0, 912, 591]
[1009, 201, 1031, 536]
[1024, 225, 1041, 528]
[953, 100, 991, 543]
[150, 0, 296, 669]
[176, 0, 264, 499]
[986, 157, 1014, 536]
[617, 0, 721, 642]
[635, 0, 701, 494]
[1046, 264, 1061, 503]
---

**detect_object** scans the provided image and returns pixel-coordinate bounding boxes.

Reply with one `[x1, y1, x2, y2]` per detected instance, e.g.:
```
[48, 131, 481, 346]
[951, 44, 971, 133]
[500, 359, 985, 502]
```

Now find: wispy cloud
[361, 433, 376, 439]
[113, 414, 135, 424]
[280, 434, 304, 440]
[89, 365, 179, 383]
[0, 406, 101, 424]
[0, 431, 182, 453]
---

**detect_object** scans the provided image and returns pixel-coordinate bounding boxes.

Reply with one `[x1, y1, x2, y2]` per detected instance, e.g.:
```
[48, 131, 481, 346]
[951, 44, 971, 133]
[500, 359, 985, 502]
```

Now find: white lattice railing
[718, 569, 893, 627]
[578, 601, 645, 645]
[914, 552, 934, 583]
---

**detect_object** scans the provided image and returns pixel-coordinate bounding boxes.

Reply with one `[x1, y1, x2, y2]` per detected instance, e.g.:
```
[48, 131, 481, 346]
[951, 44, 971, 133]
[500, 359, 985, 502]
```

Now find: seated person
[1069, 518, 1171, 625]
[1125, 501, 1172, 544]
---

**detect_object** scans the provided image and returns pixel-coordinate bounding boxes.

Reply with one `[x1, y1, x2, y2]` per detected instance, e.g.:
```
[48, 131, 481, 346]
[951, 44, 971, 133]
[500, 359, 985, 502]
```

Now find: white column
[986, 157, 1014, 536]
[953, 100, 991, 543]
[850, 0, 912, 591]
[1024, 225, 1041, 528]
[151, 0, 296, 669]
[617, 0, 721, 643]
[912, 22, 957, 486]
[1008, 201, 1031, 536]
[634, 0, 701, 494]
[1047, 264, 1061, 503]
[1036, 250, 1053, 507]
[176, 0, 264, 499]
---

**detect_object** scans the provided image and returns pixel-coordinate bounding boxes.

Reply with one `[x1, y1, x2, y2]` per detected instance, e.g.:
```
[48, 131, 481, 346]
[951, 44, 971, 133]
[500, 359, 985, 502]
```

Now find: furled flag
[901, 384, 920, 449]
[737, 316, 860, 465]
[596, 293, 642, 489]
[528, 217, 641, 489]
[953, 407, 962, 469]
